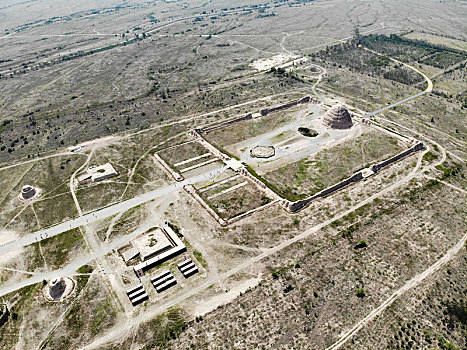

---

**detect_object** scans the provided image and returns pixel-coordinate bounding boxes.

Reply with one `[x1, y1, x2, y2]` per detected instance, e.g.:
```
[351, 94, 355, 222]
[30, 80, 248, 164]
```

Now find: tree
[354, 27, 361, 45]
[354, 27, 360, 38]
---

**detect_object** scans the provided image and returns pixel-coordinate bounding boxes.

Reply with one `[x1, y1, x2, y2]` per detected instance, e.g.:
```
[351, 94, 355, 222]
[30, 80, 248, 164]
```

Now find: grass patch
[193, 250, 207, 268]
[34, 228, 86, 269]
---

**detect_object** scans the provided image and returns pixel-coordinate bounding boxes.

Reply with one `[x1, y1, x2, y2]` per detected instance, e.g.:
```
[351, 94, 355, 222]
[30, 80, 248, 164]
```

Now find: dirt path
[325, 231, 467, 350]
[79, 149, 427, 350]
[361, 47, 433, 119]
[69, 150, 94, 217]
[0, 152, 87, 172]
[424, 175, 466, 194]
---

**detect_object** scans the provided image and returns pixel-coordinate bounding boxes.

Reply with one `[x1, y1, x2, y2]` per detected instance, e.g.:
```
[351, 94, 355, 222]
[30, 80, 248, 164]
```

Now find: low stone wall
[185, 183, 279, 227]
[185, 98, 424, 220]
[260, 96, 315, 116]
[283, 142, 425, 212]
[200, 96, 316, 133]
[203, 114, 253, 133]
[160, 140, 195, 152]
[153, 153, 184, 181]
[227, 199, 279, 225]
[190, 130, 230, 161]
[239, 167, 283, 202]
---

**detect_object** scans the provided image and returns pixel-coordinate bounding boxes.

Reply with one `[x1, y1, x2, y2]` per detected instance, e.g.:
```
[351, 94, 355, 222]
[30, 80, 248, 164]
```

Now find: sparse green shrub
[354, 240, 368, 249]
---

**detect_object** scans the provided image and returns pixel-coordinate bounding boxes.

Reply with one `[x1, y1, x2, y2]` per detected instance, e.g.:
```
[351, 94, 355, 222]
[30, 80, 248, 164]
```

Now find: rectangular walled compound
[154, 95, 425, 226]
[118, 225, 186, 277]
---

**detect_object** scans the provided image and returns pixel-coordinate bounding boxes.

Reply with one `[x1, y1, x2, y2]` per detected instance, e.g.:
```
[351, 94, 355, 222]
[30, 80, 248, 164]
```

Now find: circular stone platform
[321, 105, 353, 129]
[250, 145, 275, 158]
[44, 277, 75, 302]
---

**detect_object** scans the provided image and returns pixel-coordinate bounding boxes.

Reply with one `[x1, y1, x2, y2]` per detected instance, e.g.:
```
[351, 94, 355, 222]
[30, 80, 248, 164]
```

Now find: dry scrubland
[0, 0, 466, 349]
[1, 0, 465, 164]
[0, 155, 86, 233]
[165, 181, 466, 350]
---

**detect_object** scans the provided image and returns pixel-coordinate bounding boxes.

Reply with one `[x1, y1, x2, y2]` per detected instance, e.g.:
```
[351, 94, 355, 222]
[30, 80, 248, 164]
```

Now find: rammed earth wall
[283, 142, 425, 212]
[201, 96, 317, 133]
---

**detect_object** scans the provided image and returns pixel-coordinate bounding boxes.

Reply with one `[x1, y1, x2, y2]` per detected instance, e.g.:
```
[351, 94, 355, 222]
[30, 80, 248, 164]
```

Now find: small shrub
[354, 240, 368, 249]
[356, 288, 365, 298]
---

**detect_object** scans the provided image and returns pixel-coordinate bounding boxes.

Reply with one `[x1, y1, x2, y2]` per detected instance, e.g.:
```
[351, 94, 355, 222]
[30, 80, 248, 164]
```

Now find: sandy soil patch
[191, 277, 260, 316]
[251, 54, 294, 71]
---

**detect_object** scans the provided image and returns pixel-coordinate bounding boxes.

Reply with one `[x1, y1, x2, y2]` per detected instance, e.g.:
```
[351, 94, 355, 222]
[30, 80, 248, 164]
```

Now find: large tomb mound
[321, 105, 353, 129]
[250, 145, 275, 158]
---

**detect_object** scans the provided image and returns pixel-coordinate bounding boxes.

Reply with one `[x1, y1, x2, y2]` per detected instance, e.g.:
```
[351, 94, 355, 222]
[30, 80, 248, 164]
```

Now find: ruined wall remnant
[284, 171, 364, 212]
[203, 114, 253, 133]
[371, 142, 425, 173]
[250, 145, 275, 158]
[200, 96, 317, 134]
[153, 153, 184, 181]
[190, 130, 230, 161]
[184, 184, 227, 226]
[260, 96, 315, 116]
[282, 141, 425, 213]
[239, 167, 282, 202]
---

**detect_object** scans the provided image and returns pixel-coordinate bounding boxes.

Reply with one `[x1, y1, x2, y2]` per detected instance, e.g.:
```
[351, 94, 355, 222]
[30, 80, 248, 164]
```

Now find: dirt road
[79, 148, 428, 350]
[325, 231, 467, 350]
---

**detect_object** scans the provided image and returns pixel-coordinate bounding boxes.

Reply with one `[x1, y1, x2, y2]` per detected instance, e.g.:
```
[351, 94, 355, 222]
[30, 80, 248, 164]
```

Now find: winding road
[1, 37, 461, 350]
[361, 47, 433, 119]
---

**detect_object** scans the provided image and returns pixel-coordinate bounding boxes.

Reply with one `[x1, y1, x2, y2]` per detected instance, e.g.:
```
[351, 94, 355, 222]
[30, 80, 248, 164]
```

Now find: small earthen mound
[250, 145, 275, 158]
[45, 277, 75, 301]
[298, 127, 318, 137]
[321, 105, 353, 129]
[21, 185, 37, 200]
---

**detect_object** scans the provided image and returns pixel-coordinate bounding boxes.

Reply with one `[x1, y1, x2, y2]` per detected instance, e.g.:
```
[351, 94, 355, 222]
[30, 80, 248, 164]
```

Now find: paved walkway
[362, 47, 433, 120]
[0, 222, 155, 297]
[362, 90, 428, 119]
[0, 166, 226, 256]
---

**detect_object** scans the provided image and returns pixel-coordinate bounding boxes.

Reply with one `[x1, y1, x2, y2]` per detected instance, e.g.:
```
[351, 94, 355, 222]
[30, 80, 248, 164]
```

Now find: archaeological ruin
[119, 226, 186, 277]
[321, 105, 353, 129]
[298, 127, 318, 137]
[250, 145, 275, 159]
[20, 185, 37, 200]
[77, 163, 118, 184]
[45, 277, 75, 301]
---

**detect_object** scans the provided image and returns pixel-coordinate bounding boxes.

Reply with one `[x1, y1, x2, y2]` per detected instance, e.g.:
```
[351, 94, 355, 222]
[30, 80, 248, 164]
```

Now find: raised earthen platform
[250, 146, 275, 158]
